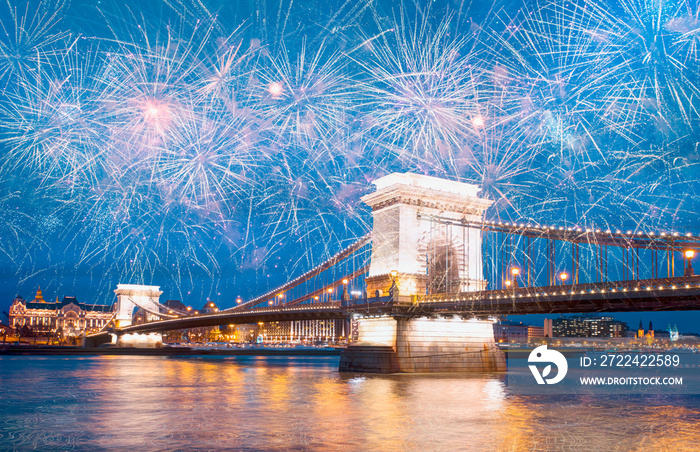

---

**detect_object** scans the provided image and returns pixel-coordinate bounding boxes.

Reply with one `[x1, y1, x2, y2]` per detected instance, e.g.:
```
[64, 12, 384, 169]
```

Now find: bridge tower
[112, 284, 164, 347]
[361, 172, 493, 297]
[114, 284, 163, 328]
[341, 173, 505, 373]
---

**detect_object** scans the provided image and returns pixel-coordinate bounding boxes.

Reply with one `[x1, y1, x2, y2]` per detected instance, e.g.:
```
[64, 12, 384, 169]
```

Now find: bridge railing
[240, 302, 342, 313]
[420, 275, 700, 303]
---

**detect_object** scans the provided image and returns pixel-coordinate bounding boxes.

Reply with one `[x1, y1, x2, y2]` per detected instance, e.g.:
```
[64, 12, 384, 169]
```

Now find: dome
[32, 287, 46, 303]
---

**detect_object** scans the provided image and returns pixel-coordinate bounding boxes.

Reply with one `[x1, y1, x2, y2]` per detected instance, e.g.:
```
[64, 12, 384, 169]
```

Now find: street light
[559, 272, 569, 285]
[510, 267, 520, 288]
[685, 249, 695, 276]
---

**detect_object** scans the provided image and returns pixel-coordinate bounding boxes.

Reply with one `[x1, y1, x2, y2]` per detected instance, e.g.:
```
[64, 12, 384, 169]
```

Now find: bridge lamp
[236, 298, 242, 304]
[342, 278, 349, 285]
[684, 250, 695, 276]
[510, 267, 520, 288]
[559, 272, 569, 284]
[504, 279, 512, 288]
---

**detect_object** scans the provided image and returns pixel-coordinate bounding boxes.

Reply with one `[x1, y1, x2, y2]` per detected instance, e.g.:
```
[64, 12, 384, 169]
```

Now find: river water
[1, 355, 699, 451]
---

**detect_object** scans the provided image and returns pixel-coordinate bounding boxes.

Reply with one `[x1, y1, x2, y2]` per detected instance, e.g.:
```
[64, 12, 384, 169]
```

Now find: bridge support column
[339, 316, 505, 373]
[116, 332, 163, 348]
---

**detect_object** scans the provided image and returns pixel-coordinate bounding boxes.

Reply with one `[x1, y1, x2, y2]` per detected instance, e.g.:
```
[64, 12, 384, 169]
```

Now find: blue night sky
[1, 0, 700, 333]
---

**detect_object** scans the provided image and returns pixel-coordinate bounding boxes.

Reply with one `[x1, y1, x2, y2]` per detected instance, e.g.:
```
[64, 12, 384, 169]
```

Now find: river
[1, 355, 699, 451]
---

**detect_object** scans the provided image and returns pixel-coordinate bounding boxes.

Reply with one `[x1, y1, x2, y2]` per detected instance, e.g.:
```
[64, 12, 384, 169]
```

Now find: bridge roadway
[116, 276, 700, 334]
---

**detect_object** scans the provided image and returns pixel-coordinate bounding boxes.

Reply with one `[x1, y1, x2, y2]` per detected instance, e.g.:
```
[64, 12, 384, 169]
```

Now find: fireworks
[0, 0, 699, 305]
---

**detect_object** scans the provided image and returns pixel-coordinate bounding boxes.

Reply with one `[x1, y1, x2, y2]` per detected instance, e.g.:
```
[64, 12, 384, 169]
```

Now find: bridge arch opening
[424, 231, 461, 295]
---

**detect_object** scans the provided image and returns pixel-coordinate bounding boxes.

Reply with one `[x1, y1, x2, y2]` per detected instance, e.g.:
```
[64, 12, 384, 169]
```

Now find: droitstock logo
[528, 345, 568, 384]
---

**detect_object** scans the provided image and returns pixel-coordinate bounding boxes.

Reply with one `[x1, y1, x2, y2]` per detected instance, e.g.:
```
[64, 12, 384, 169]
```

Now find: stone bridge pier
[340, 173, 505, 373]
[340, 316, 505, 373]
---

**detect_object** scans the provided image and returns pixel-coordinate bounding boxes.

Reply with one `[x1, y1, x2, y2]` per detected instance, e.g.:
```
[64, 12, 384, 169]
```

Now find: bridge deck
[119, 303, 347, 334]
[109, 277, 700, 334]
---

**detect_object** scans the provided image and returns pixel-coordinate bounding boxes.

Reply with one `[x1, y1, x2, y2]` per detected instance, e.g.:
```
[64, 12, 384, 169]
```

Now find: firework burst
[0, 0, 699, 304]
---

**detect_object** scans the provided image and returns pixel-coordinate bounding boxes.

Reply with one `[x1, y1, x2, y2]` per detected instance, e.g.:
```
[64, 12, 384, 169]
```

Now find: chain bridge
[87, 173, 700, 372]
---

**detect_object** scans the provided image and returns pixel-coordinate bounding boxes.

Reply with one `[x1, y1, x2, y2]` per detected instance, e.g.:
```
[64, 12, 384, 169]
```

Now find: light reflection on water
[1, 355, 699, 451]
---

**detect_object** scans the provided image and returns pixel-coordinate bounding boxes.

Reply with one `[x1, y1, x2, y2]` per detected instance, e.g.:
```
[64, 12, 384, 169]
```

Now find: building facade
[544, 316, 628, 338]
[259, 319, 347, 344]
[9, 288, 114, 340]
[493, 321, 529, 343]
[528, 325, 545, 339]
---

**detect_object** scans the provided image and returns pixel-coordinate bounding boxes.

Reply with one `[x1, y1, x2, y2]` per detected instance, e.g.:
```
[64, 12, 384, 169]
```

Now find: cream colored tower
[113, 284, 163, 328]
[361, 173, 493, 297]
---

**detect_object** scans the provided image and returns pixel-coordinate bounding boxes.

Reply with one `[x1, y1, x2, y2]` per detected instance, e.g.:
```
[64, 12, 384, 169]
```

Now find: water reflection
[1, 356, 699, 451]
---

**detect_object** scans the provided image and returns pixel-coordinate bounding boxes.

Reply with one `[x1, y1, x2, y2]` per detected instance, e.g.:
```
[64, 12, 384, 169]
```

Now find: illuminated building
[219, 324, 258, 343]
[8, 288, 114, 340]
[546, 316, 628, 338]
[528, 325, 544, 339]
[185, 300, 222, 342]
[259, 320, 347, 344]
[493, 321, 529, 343]
[636, 320, 656, 342]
